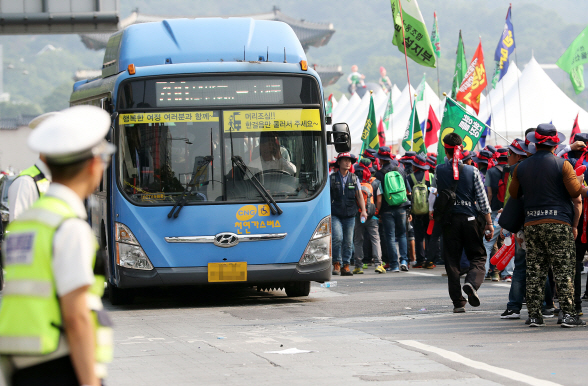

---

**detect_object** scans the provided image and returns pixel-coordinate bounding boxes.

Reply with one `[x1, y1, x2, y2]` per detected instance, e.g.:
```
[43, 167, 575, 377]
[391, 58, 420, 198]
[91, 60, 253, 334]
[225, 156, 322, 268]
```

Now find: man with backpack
[484, 149, 510, 281]
[375, 147, 411, 272]
[434, 133, 493, 313]
[352, 159, 385, 274]
[330, 152, 367, 276]
[407, 155, 435, 269]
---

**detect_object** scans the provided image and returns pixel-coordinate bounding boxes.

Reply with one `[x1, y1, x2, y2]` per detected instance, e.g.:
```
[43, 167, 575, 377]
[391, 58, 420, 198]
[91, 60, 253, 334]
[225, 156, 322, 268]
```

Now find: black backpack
[433, 164, 463, 223]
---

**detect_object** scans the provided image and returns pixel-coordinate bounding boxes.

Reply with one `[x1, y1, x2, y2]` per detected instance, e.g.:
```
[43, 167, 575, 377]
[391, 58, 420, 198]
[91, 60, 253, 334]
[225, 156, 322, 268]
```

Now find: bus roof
[102, 18, 308, 78]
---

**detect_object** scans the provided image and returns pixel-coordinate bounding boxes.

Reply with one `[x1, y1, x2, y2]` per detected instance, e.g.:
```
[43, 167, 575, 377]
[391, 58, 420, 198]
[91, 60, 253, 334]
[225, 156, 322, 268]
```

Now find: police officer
[7, 113, 58, 221]
[0, 106, 115, 385]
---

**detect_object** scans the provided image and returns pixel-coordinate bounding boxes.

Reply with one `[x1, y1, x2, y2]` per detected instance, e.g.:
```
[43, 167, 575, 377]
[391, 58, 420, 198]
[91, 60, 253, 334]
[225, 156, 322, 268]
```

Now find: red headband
[413, 157, 428, 168]
[477, 152, 499, 169]
[378, 150, 392, 158]
[443, 144, 463, 180]
[358, 162, 372, 183]
[510, 140, 524, 152]
[534, 132, 560, 145]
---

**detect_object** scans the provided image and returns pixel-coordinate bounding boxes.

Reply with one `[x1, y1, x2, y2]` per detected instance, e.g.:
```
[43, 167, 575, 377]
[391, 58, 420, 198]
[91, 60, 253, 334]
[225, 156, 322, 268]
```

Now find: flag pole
[443, 92, 510, 144]
[398, 0, 413, 109]
[484, 88, 497, 146]
[509, 4, 524, 139]
[434, 11, 442, 118]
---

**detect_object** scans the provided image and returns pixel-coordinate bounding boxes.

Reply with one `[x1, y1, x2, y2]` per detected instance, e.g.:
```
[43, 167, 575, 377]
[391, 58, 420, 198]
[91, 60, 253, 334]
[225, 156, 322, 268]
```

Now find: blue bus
[70, 18, 351, 304]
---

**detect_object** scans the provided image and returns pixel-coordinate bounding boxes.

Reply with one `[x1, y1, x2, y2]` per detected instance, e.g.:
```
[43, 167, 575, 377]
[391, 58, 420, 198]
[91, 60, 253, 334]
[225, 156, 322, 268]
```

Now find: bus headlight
[115, 222, 154, 270]
[299, 216, 331, 266]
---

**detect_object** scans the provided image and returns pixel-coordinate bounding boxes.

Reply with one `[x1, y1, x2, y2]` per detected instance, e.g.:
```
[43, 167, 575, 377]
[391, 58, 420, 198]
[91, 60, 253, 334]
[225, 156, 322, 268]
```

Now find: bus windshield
[118, 109, 325, 205]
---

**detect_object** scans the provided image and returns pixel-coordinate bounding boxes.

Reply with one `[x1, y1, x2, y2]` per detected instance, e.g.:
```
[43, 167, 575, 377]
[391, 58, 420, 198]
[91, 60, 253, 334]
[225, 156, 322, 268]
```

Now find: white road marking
[492, 283, 511, 288]
[396, 340, 562, 386]
[406, 271, 436, 277]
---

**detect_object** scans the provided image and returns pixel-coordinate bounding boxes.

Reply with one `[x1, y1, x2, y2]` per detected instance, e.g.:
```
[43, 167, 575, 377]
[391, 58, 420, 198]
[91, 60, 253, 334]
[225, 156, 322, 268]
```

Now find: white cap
[28, 106, 113, 165]
[28, 111, 62, 129]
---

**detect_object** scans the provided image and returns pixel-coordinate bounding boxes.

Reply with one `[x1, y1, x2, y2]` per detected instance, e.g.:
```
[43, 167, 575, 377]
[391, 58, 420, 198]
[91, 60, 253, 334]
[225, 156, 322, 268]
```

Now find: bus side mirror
[327, 123, 351, 153]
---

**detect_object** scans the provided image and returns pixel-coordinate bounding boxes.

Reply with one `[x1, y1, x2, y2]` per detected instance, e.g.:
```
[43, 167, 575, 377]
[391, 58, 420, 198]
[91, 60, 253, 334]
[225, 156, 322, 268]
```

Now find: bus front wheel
[107, 282, 134, 305]
[285, 281, 311, 297]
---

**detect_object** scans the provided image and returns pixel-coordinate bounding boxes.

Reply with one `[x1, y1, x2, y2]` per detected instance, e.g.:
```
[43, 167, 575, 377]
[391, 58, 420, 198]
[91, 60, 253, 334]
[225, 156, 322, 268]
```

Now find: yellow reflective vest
[0, 195, 113, 375]
[17, 165, 50, 197]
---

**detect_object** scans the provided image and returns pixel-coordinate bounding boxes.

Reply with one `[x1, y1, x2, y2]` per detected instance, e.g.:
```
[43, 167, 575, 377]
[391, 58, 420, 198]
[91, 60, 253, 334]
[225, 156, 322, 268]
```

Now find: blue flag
[480, 116, 491, 149]
[494, 6, 516, 82]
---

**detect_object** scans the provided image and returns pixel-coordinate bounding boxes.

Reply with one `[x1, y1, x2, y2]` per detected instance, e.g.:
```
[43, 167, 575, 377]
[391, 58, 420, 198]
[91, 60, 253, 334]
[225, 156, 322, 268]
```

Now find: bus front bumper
[115, 259, 331, 288]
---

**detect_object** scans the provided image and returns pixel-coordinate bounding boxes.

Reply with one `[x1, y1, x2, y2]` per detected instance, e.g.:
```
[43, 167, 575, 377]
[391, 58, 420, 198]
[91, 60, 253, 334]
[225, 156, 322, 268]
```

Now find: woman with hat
[330, 152, 367, 276]
[509, 123, 587, 327]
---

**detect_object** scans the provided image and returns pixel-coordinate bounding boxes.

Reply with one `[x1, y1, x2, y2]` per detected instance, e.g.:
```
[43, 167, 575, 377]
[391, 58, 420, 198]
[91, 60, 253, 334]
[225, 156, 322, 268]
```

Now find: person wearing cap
[399, 151, 416, 175]
[561, 132, 588, 316]
[330, 152, 367, 276]
[461, 150, 474, 166]
[509, 123, 587, 327]
[483, 148, 510, 281]
[352, 158, 385, 274]
[7, 113, 57, 222]
[399, 151, 417, 267]
[434, 133, 493, 313]
[406, 155, 435, 269]
[472, 149, 497, 179]
[375, 146, 411, 272]
[500, 136, 537, 319]
[0, 105, 115, 385]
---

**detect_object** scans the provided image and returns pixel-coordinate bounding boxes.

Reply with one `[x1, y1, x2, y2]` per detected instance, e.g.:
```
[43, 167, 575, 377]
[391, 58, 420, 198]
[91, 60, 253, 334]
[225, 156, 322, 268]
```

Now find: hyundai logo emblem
[213, 232, 239, 248]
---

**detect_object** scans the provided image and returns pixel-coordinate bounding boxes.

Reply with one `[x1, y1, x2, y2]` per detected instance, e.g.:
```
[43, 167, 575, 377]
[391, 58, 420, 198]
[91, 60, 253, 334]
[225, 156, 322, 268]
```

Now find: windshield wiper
[231, 155, 283, 215]
[168, 156, 213, 219]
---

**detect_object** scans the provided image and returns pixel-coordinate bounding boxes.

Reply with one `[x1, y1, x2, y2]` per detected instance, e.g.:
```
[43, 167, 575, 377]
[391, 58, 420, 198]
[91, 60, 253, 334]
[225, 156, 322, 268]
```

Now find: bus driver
[249, 133, 297, 176]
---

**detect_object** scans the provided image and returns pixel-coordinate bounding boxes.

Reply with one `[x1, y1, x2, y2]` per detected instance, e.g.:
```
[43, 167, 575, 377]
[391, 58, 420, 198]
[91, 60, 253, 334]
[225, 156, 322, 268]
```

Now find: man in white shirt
[249, 133, 296, 176]
[8, 157, 52, 222]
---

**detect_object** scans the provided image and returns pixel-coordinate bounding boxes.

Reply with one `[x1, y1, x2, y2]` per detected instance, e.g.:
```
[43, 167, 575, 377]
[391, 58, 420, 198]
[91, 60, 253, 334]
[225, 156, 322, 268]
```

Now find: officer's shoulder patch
[4, 232, 36, 265]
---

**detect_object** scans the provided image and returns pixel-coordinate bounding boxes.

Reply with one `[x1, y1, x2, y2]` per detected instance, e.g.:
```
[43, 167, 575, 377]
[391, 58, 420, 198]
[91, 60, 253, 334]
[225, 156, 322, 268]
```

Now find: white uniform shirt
[8, 159, 52, 222]
[10, 183, 96, 369]
[248, 157, 297, 176]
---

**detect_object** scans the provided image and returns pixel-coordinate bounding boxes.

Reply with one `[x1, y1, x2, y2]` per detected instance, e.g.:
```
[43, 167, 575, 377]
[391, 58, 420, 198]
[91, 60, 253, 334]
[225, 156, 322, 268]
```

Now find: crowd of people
[329, 124, 588, 328]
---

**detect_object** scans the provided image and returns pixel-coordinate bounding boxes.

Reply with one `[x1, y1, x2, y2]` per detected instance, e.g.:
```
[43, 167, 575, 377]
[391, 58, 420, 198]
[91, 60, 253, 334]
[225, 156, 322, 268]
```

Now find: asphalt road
[106, 266, 588, 386]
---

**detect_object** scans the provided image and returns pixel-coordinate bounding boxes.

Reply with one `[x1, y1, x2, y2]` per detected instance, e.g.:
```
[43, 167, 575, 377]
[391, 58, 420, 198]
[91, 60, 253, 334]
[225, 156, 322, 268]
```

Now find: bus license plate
[208, 262, 247, 282]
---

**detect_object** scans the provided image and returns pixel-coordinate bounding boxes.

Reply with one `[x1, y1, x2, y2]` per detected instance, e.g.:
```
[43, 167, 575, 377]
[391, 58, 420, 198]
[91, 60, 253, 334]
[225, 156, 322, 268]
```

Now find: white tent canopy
[487, 56, 588, 142]
[478, 61, 522, 122]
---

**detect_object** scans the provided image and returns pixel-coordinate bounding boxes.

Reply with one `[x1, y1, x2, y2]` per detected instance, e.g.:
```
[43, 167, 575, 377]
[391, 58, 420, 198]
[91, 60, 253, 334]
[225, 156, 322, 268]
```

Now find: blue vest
[330, 171, 358, 218]
[516, 151, 574, 225]
[436, 161, 478, 217]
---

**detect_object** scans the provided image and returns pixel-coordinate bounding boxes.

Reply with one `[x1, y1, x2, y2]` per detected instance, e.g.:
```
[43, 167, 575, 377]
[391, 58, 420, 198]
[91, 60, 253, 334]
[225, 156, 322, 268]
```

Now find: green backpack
[383, 171, 407, 206]
[410, 172, 432, 215]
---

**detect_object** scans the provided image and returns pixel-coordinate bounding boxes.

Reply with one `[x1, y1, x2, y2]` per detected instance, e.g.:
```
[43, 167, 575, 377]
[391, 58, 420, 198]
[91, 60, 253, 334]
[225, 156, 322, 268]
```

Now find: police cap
[28, 106, 114, 165]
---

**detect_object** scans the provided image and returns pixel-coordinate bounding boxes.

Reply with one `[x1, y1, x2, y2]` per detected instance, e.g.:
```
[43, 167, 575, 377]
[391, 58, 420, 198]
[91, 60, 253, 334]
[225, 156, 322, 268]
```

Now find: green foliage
[0, 101, 42, 119]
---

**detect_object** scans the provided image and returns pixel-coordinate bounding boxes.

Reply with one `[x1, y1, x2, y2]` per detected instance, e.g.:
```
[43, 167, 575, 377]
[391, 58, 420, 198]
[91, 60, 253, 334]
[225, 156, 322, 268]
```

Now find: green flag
[326, 94, 333, 115]
[431, 11, 441, 58]
[360, 94, 379, 154]
[491, 62, 501, 89]
[412, 110, 426, 156]
[383, 91, 394, 131]
[390, 0, 437, 68]
[556, 25, 588, 94]
[416, 74, 426, 102]
[402, 103, 417, 151]
[436, 98, 487, 164]
[450, 31, 467, 101]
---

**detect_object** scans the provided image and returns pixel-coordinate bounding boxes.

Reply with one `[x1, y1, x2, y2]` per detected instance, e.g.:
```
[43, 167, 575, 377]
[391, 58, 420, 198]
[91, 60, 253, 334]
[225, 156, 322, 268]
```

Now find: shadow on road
[103, 285, 312, 312]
